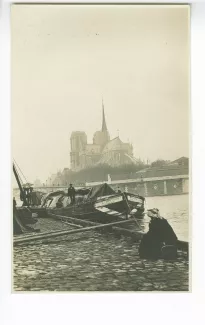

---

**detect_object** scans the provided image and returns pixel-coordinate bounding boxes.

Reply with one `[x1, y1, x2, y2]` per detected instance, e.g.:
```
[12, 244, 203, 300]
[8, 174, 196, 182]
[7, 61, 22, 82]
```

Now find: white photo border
[0, 1, 205, 324]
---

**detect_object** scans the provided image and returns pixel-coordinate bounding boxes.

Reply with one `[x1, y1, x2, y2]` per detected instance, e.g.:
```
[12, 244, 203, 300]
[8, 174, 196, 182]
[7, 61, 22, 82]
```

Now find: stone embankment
[13, 218, 189, 292]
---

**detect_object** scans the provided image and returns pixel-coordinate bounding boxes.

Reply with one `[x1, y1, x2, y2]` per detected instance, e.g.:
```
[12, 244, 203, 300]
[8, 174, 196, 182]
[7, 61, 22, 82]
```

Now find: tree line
[50, 159, 171, 186]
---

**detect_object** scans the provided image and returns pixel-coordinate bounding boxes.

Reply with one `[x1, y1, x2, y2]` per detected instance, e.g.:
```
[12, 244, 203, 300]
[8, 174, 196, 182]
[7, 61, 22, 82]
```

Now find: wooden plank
[13, 218, 133, 245]
[177, 240, 189, 251]
[49, 213, 143, 240]
[49, 213, 188, 251]
[61, 221, 83, 228]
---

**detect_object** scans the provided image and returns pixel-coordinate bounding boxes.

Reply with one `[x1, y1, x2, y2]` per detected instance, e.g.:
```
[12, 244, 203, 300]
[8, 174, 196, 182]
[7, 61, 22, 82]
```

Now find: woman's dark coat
[139, 217, 178, 259]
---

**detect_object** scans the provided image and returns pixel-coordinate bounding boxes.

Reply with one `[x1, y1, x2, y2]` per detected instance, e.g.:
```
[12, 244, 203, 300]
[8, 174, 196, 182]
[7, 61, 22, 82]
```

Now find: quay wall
[111, 178, 188, 197]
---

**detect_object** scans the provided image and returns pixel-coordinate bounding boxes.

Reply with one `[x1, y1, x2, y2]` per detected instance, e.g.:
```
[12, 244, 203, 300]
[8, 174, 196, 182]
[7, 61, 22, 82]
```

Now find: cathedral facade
[70, 103, 138, 171]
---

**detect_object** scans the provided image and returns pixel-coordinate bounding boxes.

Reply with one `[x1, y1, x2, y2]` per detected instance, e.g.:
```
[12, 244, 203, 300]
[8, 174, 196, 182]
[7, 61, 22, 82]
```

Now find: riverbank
[13, 218, 189, 292]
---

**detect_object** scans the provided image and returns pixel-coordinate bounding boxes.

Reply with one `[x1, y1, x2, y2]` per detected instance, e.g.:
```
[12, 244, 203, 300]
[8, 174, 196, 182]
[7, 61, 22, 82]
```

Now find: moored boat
[43, 183, 146, 224]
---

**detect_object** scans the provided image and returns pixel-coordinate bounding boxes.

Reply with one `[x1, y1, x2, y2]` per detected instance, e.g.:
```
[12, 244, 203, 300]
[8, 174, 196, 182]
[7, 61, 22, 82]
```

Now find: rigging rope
[13, 161, 24, 186]
[13, 159, 28, 184]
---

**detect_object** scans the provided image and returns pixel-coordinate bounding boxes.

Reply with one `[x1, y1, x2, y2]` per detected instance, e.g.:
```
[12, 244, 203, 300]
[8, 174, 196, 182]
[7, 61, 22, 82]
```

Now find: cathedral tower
[93, 100, 110, 149]
[70, 131, 87, 170]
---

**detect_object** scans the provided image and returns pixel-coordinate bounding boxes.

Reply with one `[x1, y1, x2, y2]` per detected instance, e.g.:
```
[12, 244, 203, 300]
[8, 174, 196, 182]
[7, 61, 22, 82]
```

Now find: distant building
[33, 178, 42, 187]
[134, 157, 189, 179]
[168, 157, 189, 167]
[61, 168, 72, 186]
[46, 173, 58, 186]
[70, 101, 139, 171]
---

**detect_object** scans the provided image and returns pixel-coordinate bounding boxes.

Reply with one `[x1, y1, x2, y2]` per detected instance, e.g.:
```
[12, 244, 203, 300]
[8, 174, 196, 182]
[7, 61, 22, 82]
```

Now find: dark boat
[13, 162, 43, 233]
[43, 183, 146, 224]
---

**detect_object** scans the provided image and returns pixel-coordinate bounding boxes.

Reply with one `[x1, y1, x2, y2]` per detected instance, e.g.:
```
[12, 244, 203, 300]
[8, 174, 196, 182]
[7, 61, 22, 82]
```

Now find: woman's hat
[147, 208, 161, 218]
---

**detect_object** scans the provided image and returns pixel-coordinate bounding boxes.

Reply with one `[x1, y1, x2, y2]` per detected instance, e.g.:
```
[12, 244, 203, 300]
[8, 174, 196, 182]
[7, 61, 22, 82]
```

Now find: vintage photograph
[12, 4, 190, 291]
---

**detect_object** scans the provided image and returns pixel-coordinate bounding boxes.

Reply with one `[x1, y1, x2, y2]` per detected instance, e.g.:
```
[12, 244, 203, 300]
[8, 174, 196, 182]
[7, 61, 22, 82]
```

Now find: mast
[13, 162, 28, 206]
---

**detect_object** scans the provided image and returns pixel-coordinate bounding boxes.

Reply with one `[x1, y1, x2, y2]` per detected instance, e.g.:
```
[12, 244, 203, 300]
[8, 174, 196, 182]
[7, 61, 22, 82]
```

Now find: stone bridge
[33, 174, 189, 197]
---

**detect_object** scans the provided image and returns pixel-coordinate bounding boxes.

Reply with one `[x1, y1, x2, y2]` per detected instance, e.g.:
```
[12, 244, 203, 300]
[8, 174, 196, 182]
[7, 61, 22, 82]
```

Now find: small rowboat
[94, 192, 145, 219]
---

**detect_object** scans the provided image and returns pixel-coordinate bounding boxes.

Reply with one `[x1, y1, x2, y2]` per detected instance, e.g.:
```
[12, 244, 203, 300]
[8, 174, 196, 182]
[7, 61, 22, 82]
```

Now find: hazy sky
[11, 4, 189, 183]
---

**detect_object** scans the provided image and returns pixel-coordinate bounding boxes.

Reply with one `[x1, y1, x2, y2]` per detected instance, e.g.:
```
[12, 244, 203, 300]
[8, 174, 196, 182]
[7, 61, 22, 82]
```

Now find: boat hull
[45, 192, 145, 232]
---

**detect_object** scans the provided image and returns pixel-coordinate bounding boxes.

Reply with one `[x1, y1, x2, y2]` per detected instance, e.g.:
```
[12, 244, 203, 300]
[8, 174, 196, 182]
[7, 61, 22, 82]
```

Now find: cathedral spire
[102, 99, 108, 131]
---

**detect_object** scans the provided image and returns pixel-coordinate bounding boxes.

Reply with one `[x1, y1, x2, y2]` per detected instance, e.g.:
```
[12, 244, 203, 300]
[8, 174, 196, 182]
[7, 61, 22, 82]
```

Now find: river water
[13, 188, 189, 241]
[146, 194, 189, 241]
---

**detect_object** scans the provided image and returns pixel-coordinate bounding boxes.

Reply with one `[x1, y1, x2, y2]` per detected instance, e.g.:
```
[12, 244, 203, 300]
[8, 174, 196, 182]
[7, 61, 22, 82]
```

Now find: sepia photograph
[12, 3, 190, 292]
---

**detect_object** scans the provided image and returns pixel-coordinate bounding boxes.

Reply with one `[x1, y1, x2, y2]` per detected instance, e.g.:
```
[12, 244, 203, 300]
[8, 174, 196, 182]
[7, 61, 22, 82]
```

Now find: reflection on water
[146, 194, 189, 241]
[13, 188, 189, 241]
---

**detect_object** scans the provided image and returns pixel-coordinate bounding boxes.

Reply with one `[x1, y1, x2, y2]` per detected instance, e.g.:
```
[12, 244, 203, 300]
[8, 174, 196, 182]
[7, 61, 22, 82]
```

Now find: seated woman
[139, 208, 178, 260]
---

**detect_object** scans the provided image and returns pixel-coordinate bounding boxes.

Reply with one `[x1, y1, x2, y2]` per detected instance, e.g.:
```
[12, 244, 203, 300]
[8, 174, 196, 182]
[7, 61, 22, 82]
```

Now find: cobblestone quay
[13, 219, 189, 292]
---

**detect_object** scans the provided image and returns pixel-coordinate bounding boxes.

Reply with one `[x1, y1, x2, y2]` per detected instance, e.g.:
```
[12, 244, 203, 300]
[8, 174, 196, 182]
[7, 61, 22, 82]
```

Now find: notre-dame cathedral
[70, 102, 139, 171]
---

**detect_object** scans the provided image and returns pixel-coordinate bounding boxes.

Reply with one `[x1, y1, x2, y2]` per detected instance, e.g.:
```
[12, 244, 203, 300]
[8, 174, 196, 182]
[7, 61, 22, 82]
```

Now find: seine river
[146, 194, 189, 241]
[13, 188, 189, 241]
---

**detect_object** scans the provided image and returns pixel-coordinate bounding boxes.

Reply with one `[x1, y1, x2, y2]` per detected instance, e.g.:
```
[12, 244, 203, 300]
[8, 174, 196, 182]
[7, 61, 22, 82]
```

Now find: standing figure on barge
[67, 184, 76, 205]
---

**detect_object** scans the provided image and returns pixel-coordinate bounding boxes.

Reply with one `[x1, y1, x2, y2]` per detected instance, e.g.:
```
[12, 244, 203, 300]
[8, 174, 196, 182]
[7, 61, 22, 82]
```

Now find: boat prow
[94, 192, 145, 219]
